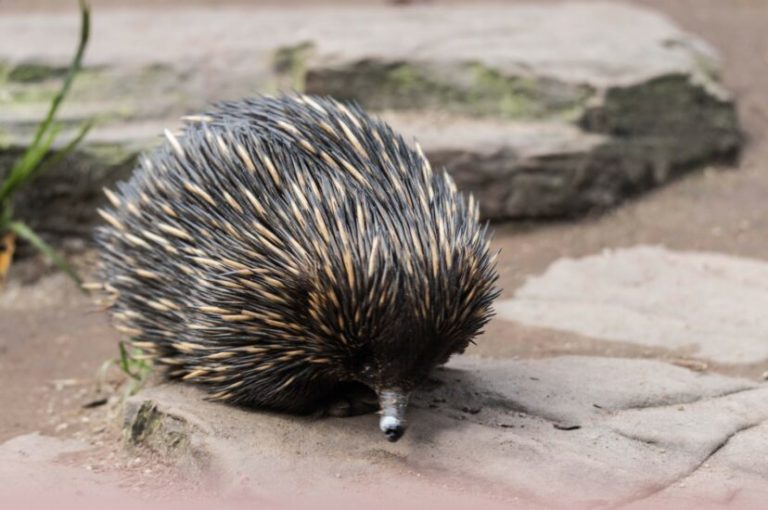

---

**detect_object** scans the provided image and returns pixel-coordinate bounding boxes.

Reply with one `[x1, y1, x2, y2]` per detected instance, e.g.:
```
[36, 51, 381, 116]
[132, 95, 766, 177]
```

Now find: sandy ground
[1, 0, 767, 498]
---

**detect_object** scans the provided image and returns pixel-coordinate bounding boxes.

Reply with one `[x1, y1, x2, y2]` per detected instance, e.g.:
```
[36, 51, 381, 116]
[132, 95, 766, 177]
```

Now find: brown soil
[1, 0, 767, 493]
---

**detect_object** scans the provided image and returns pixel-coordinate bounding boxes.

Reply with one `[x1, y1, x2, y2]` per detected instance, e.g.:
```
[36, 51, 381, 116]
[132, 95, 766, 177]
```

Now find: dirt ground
[1, 0, 768, 492]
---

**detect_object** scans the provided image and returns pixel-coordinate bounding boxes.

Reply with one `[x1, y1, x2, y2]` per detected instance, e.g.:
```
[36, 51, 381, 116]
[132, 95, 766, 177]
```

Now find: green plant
[0, 0, 92, 285]
[98, 341, 153, 398]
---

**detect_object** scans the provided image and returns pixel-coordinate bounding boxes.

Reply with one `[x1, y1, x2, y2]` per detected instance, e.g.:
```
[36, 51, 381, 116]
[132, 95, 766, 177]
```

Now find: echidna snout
[378, 389, 409, 442]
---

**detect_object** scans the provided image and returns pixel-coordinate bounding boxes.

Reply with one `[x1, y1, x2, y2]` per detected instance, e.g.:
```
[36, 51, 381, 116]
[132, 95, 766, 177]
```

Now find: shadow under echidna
[95, 94, 499, 442]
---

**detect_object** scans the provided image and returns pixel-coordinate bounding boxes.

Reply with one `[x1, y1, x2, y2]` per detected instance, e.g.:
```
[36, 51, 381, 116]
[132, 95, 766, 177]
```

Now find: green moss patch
[126, 400, 191, 457]
[8, 62, 69, 83]
[305, 60, 594, 121]
[273, 42, 315, 92]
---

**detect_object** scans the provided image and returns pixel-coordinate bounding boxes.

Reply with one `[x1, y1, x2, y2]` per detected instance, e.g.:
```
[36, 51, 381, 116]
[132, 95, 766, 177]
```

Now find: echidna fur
[96, 94, 499, 441]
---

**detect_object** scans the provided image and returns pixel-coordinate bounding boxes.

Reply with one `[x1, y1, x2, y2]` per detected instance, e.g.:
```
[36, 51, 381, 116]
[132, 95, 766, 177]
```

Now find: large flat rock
[0, 3, 741, 234]
[123, 356, 768, 508]
[497, 246, 768, 365]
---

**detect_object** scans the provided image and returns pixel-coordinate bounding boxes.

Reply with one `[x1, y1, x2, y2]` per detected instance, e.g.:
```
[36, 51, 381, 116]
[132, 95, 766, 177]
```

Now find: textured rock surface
[497, 246, 768, 365]
[0, 433, 118, 496]
[0, 3, 741, 232]
[123, 356, 768, 508]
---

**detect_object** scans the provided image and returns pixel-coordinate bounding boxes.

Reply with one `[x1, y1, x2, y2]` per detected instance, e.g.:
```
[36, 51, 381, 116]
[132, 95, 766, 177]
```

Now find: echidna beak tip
[380, 415, 405, 442]
[384, 425, 405, 442]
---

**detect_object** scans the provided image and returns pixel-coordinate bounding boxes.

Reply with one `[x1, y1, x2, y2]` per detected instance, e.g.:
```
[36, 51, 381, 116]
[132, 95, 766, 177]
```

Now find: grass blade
[118, 341, 132, 376]
[0, 0, 90, 204]
[30, 120, 94, 181]
[0, 123, 62, 204]
[26, 0, 90, 156]
[8, 220, 82, 286]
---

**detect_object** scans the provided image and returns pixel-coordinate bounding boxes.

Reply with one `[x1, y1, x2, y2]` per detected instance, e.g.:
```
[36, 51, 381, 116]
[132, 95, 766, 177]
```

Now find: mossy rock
[0, 3, 745, 224]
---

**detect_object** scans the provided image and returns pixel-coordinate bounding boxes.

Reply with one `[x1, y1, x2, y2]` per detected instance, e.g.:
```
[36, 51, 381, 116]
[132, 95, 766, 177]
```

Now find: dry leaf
[0, 231, 16, 284]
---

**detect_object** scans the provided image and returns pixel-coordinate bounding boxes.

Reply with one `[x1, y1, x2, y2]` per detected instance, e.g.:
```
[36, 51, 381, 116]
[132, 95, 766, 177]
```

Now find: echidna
[96, 94, 498, 442]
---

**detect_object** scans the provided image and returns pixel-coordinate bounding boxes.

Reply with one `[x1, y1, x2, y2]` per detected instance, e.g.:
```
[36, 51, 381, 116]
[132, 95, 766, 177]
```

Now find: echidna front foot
[321, 381, 379, 418]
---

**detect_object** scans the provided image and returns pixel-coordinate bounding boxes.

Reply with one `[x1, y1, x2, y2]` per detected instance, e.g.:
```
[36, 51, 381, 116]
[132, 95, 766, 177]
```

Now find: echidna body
[97, 94, 498, 441]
